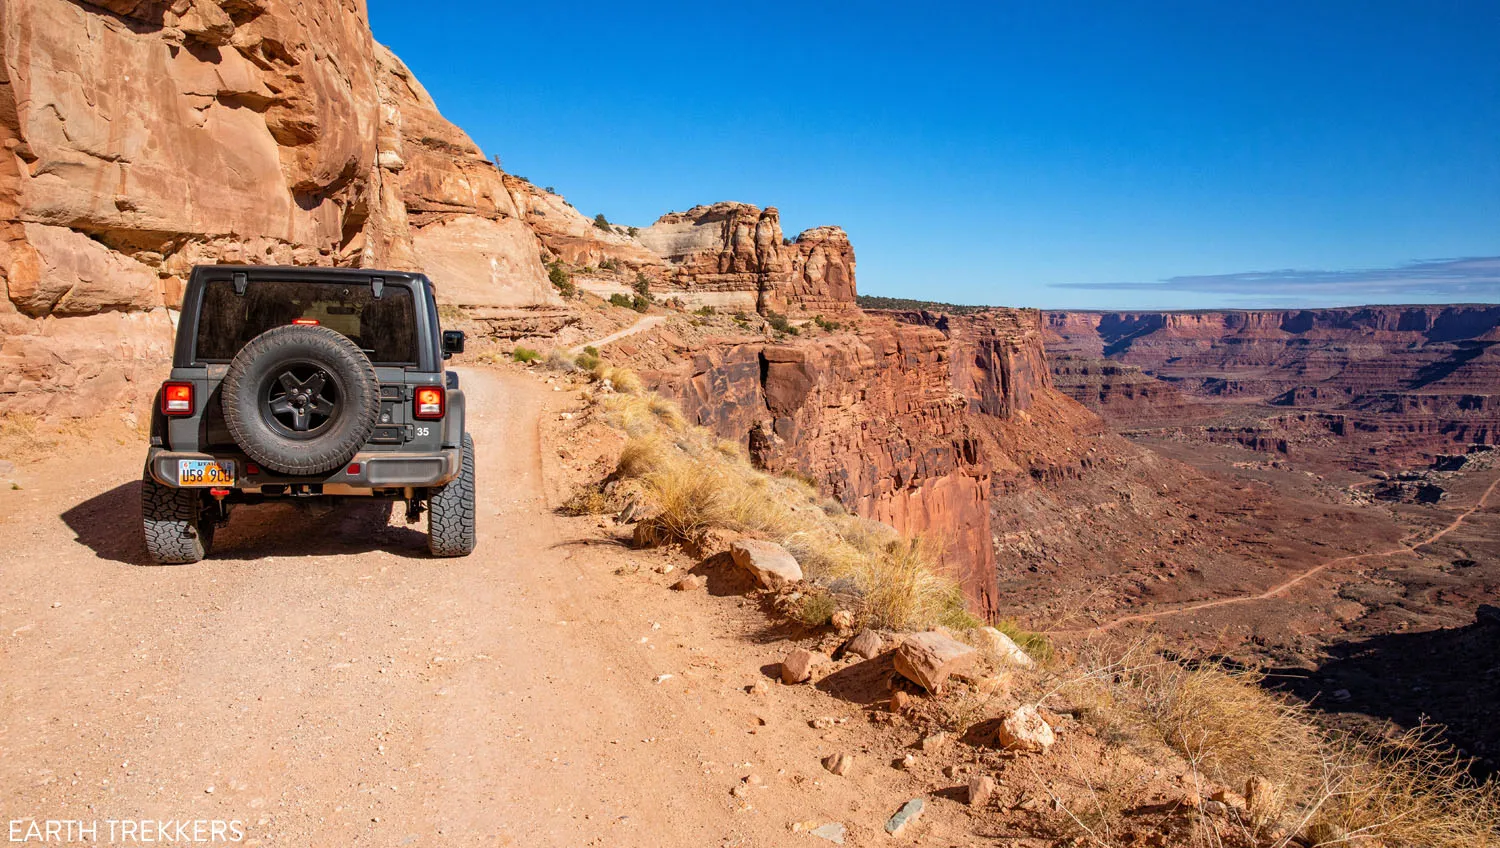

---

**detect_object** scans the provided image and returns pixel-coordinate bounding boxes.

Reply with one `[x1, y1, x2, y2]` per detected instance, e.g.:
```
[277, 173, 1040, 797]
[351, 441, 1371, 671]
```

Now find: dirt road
[0, 367, 929, 847]
[568, 315, 666, 356]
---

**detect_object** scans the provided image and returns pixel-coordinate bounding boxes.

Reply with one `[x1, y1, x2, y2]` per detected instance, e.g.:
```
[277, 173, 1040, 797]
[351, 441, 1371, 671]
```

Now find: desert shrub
[593, 213, 611, 230]
[764, 310, 798, 335]
[812, 314, 841, 332]
[437, 303, 464, 322]
[630, 294, 650, 313]
[511, 347, 541, 364]
[633, 273, 652, 297]
[993, 618, 1053, 664]
[560, 485, 611, 516]
[694, 306, 716, 317]
[609, 293, 632, 308]
[547, 262, 575, 297]
[599, 258, 620, 272]
[544, 349, 579, 372]
[627, 226, 639, 237]
[574, 351, 601, 371]
[602, 391, 974, 630]
[792, 590, 838, 627]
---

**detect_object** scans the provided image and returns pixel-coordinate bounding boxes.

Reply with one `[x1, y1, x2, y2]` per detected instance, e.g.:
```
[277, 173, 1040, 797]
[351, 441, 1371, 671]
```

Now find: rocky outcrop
[0, 0, 555, 414]
[638, 203, 858, 318]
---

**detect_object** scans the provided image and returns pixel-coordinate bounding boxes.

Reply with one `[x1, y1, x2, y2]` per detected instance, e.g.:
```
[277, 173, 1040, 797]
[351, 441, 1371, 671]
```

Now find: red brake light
[161, 382, 194, 416]
[292, 318, 320, 326]
[414, 387, 445, 420]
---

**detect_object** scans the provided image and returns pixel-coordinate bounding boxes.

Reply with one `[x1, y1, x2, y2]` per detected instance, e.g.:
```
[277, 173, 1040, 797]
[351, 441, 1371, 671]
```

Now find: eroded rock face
[1046, 306, 1500, 465]
[0, 0, 554, 414]
[638, 203, 858, 318]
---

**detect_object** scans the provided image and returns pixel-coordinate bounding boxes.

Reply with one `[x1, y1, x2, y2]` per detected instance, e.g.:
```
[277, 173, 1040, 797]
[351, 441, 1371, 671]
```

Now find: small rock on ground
[780, 648, 827, 684]
[844, 628, 884, 660]
[968, 775, 996, 807]
[995, 705, 1055, 754]
[885, 798, 925, 836]
[670, 575, 704, 591]
[821, 752, 855, 776]
[972, 626, 1035, 668]
[810, 822, 846, 844]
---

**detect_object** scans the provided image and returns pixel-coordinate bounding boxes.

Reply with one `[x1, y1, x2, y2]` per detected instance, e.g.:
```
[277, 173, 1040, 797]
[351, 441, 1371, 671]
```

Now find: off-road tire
[141, 469, 214, 564]
[221, 324, 380, 475]
[428, 433, 476, 557]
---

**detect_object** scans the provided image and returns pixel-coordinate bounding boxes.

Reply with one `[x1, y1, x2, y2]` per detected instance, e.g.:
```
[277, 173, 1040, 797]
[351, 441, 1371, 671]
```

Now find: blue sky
[367, 1, 1499, 310]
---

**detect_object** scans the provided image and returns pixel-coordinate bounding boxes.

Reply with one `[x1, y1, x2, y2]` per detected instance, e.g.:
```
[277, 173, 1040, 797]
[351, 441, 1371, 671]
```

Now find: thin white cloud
[1051, 256, 1500, 306]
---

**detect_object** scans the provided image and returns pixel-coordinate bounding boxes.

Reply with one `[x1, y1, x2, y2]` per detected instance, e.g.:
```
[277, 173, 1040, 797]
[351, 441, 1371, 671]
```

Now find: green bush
[694, 306, 716, 317]
[574, 352, 601, 371]
[512, 347, 541, 363]
[593, 213, 611, 231]
[584, 345, 600, 357]
[609, 293, 632, 308]
[627, 226, 639, 237]
[813, 314, 841, 332]
[599, 258, 620, 272]
[764, 310, 798, 335]
[633, 272, 652, 298]
[547, 263, 575, 298]
[630, 294, 651, 313]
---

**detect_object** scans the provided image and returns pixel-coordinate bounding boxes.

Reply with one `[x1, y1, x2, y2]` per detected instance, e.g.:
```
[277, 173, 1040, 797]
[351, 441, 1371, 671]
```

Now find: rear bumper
[146, 447, 461, 491]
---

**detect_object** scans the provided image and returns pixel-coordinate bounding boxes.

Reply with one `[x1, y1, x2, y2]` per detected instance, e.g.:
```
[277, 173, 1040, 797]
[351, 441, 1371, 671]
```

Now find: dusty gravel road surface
[0, 367, 957, 848]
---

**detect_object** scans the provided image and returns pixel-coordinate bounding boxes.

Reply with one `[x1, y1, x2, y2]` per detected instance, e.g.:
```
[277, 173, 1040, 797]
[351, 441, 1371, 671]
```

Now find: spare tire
[221, 324, 380, 475]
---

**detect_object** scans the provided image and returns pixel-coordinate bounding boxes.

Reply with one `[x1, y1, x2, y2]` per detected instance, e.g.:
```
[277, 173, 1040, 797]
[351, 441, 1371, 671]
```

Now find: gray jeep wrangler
[142, 265, 476, 563]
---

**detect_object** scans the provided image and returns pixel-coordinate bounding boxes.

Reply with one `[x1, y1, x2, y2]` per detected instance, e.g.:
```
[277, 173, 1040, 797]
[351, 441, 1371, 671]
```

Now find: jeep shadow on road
[64, 480, 429, 565]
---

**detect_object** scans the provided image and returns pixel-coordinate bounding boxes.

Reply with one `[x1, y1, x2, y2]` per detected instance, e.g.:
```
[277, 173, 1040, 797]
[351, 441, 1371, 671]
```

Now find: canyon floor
[0, 365, 1052, 848]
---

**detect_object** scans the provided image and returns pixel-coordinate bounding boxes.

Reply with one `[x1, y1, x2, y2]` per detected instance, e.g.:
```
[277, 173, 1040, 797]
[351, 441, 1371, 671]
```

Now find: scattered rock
[896, 753, 917, 769]
[968, 774, 996, 807]
[821, 752, 855, 776]
[885, 798, 925, 836]
[1211, 788, 1246, 809]
[942, 764, 962, 779]
[1330, 688, 1352, 703]
[654, 562, 676, 575]
[670, 575, 704, 591]
[893, 632, 979, 692]
[1202, 799, 1229, 817]
[780, 648, 825, 684]
[810, 716, 847, 729]
[995, 705, 1055, 754]
[745, 680, 770, 696]
[1244, 776, 1280, 823]
[919, 731, 949, 753]
[829, 609, 854, 632]
[729, 539, 803, 589]
[844, 628, 885, 660]
[809, 822, 846, 844]
[972, 626, 1035, 668]
[889, 690, 912, 713]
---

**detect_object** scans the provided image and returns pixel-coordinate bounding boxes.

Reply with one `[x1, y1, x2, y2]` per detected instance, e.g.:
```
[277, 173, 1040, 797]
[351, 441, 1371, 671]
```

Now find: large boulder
[729, 539, 803, 589]
[893, 632, 978, 692]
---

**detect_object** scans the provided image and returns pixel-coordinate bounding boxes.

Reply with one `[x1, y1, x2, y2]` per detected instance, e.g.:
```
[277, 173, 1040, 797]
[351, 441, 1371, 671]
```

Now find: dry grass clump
[1053, 636, 1500, 847]
[559, 483, 611, 516]
[599, 389, 975, 631]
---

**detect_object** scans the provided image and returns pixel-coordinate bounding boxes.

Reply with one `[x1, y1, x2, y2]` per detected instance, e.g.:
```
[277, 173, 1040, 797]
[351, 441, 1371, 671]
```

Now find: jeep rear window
[194, 280, 418, 365]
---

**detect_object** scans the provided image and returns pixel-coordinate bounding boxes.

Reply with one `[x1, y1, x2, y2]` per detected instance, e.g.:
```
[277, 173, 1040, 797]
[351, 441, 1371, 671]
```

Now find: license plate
[177, 459, 236, 487]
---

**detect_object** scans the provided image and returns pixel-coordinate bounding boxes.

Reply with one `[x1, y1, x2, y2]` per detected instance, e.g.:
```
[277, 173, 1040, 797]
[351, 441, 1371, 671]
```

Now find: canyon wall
[1046, 306, 1500, 463]
[625, 305, 1095, 616]
[0, 0, 557, 415]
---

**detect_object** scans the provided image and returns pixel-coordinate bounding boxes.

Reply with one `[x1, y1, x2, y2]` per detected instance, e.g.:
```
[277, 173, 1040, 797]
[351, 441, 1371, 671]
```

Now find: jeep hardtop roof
[175, 265, 444, 371]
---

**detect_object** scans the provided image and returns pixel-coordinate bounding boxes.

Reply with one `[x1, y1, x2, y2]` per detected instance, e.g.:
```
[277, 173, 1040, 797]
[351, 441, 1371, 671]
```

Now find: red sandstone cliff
[1046, 306, 1500, 463]
[0, 0, 558, 415]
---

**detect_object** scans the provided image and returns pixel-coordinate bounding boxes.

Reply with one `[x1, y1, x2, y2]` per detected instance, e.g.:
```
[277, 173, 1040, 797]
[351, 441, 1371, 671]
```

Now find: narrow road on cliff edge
[569, 314, 666, 355]
[0, 365, 922, 847]
[1062, 475, 1500, 635]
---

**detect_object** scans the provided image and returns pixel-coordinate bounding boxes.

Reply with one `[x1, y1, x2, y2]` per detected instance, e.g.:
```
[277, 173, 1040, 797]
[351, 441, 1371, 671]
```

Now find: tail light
[292, 318, 320, 326]
[161, 382, 194, 416]
[414, 386, 445, 420]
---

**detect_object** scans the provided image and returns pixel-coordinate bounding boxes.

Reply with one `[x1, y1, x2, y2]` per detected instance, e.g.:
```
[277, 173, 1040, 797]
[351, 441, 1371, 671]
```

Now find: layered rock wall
[1047, 306, 1500, 462]
[0, 0, 555, 414]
